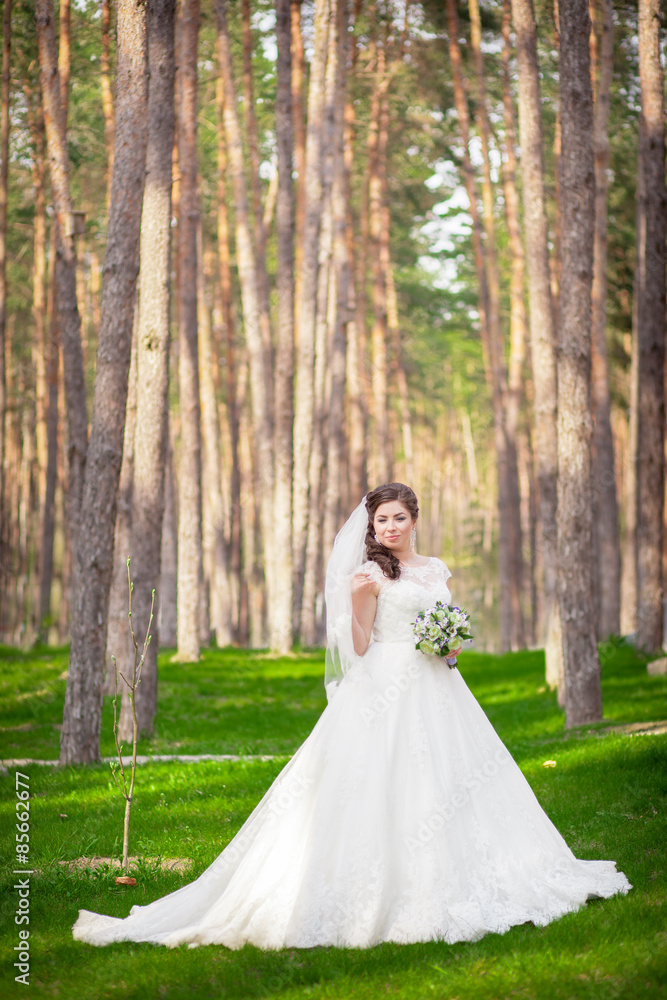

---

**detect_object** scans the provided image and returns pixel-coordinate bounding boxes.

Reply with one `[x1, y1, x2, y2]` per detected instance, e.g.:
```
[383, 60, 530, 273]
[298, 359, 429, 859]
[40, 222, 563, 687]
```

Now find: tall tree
[557, 0, 601, 727]
[273, 0, 295, 652]
[292, 0, 330, 635]
[511, 0, 561, 686]
[119, 0, 176, 741]
[468, 0, 525, 650]
[590, 0, 620, 640]
[0, 0, 12, 614]
[176, 0, 203, 663]
[100, 0, 116, 205]
[36, 0, 88, 554]
[60, 0, 148, 764]
[215, 0, 277, 648]
[635, 0, 666, 655]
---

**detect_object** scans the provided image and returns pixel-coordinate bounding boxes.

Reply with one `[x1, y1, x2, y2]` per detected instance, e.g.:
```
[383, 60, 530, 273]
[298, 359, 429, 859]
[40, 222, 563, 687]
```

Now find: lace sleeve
[357, 559, 384, 585]
[436, 558, 452, 584]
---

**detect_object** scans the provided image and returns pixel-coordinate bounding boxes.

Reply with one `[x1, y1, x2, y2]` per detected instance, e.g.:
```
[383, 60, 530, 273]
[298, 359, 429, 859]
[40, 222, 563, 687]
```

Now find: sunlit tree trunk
[323, 0, 350, 558]
[215, 66, 241, 641]
[291, 0, 306, 343]
[292, 0, 330, 636]
[160, 421, 178, 647]
[101, 0, 116, 206]
[0, 0, 11, 592]
[635, 0, 666, 654]
[176, 0, 203, 663]
[119, 0, 177, 741]
[61, 0, 148, 764]
[105, 318, 138, 698]
[216, 0, 277, 647]
[468, 0, 524, 651]
[39, 228, 59, 640]
[368, 43, 389, 486]
[589, 0, 620, 640]
[273, 0, 295, 652]
[512, 0, 561, 686]
[241, 0, 273, 405]
[198, 224, 233, 650]
[36, 0, 88, 556]
[556, 0, 601, 728]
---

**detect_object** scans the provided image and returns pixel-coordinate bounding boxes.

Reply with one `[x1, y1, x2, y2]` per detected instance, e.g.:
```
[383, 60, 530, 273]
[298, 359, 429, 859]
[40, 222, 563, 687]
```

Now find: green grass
[1, 641, 666, 999]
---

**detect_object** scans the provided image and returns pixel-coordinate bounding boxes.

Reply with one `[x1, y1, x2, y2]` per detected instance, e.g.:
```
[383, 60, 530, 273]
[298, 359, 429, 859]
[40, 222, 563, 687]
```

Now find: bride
[73, 482, 630, 949]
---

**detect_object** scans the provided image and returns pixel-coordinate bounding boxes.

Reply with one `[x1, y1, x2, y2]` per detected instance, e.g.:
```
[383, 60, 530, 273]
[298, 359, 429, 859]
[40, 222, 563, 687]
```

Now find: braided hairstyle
[365, 482, 419, 580]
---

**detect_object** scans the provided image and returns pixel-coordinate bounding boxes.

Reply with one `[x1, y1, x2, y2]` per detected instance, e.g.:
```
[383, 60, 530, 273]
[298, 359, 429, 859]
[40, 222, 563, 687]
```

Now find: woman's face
[373, 500, 415, 553]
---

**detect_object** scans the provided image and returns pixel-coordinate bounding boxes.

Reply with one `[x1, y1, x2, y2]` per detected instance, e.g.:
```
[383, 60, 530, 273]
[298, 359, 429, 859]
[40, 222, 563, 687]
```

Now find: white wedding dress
[72, 557, 630, 950]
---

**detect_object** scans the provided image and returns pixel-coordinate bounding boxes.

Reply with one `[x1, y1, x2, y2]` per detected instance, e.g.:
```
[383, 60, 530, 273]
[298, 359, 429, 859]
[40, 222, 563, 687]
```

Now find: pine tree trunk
[160, 422, 178, 647]
[215, 67, 241, 642]
[215, 0, 277, 648]
[273, 0, 295, 653]
[590, 0, 620, 640]
[0, 0, 11, 596]
[39, 229, 59, 641]
[119, 0, 176, 741]
[292, 0, 330, 635]
[198, 224, 233, 650]
[557, 0, 601, 727]
[368, 44, 389, 486]
[105, 318, 138, 698]
[468, 0, 525, 651]
[60, 0, 148, 764]
[241, 0, 274, 408]
[635, 0, 666, 654]
[101, 0, 116, 205]
[176, 0, 203, 663]
[291, 0, 306, 345]
[323, 0, 350, 562]
[511, 0, 561, 683]
[36, 0, 88, 555]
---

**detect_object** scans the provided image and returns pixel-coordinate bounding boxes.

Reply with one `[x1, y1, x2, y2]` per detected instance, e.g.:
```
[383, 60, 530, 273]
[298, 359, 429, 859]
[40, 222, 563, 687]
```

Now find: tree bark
[105, 317, 138, 698]
[635, 0, 666, 654]
[215, 65, 241, 642]
[511, 0, 561, 683]
[0, 0, 11, 594]
[590, 0, 620, 640]
[291, 0, 306, 345]
[176, 0, 203, 663]
[292, 0, 330, 635]
[273, 0, 295, 653]
[557, 0, 601, 727]
[215, 0, 277, 648]
[60, 0, 148, 764]
[160, 420, 178, 647]
[323, 0, 350, 562]
[468, 0, 525, 651]
[198, 224, 233, 650]
[119, 0, 176, 741]
[101, 0, 116, 206]
[36, 0, 88, 556]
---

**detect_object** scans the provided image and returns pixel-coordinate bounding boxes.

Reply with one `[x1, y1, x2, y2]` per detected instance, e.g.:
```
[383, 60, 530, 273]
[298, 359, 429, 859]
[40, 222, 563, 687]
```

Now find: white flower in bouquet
[412, 601, 473, 668]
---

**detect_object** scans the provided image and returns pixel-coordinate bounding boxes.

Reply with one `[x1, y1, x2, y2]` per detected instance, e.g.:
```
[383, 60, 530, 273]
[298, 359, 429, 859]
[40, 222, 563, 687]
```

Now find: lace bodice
[357, 557, 452, 644]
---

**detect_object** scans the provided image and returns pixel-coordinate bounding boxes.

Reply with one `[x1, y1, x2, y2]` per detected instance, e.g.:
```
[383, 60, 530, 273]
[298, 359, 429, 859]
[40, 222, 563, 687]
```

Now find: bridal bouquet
[412, 601, 473, 667]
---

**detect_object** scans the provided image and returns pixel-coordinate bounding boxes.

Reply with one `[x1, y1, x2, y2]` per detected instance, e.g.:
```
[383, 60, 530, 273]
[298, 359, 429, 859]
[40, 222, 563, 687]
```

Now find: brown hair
[365, 482, 419, 580]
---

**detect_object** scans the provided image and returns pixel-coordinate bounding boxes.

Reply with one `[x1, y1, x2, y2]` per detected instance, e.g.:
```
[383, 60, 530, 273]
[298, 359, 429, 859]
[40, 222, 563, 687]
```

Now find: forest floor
[1, 641, 666, 999]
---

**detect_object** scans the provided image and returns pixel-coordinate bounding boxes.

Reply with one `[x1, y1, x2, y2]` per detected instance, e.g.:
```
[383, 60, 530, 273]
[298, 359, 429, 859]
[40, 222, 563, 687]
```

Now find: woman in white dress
[73, 482, 630, 950]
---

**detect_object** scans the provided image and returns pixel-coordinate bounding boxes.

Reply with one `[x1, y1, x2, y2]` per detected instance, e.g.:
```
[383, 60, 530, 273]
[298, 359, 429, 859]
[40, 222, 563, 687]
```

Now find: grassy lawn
[1, 641, 666, 999]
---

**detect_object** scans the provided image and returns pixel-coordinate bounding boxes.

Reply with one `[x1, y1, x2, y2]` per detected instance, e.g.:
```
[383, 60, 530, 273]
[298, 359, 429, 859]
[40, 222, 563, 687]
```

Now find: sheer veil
[323, 496, 370, 701]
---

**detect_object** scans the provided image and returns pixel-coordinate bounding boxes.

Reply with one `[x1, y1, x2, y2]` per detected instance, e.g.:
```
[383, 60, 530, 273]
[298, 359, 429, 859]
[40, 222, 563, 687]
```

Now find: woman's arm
[351, 573, 380, 656]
